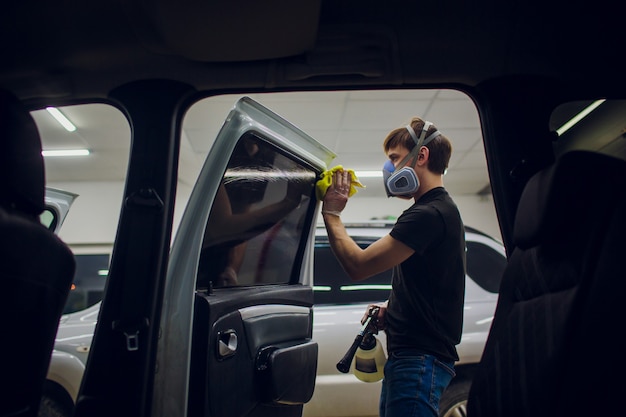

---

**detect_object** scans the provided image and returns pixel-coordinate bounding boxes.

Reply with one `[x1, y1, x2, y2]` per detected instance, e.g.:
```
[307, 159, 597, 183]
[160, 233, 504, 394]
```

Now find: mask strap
[407, 121, 435, 145]
[405, 124, 421, 144]
[422, 129, 441, 146]
[406, 121, 441, 148]
[396, 121, 441, 171]
[396, 146, 419, 170]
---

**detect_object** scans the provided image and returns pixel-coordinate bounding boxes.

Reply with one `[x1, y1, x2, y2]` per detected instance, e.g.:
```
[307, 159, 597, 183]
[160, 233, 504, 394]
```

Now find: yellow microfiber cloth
[316, 165, 365, 201]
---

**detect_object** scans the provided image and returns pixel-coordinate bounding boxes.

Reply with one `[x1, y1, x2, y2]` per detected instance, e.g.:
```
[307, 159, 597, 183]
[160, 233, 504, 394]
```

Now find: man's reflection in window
[197, 134, 314, 289]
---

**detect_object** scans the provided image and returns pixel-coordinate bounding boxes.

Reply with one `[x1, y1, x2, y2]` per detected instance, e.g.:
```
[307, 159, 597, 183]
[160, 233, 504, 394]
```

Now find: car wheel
[38, 387, 74, 417]
[439, 379, 470, 417]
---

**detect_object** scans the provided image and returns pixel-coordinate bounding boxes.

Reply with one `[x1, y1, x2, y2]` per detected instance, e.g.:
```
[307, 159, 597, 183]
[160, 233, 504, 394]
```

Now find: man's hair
[383, 117, 452, 175]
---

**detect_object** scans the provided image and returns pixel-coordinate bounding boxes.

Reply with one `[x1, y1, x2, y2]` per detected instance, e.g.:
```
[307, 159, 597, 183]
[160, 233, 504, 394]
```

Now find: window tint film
[197, 132, 316, 289]
[314, 241, 391, 304]
[465, 241, 506, 293]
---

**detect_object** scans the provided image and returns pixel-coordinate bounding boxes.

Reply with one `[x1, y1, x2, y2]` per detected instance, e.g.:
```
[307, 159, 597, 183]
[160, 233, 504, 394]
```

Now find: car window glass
[314, 241, 391, 304]
[181, 89, 501, 246]
[32, 103, 129, 315]
[197, 132, 316, 289]
[465, 241, 506, 293]
[39, 207, 57, 231]
[63, 254, 110, 313]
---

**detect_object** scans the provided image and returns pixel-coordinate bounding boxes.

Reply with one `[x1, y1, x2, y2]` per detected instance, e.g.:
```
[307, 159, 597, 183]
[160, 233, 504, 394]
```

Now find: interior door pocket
[255, 340, 318, 405]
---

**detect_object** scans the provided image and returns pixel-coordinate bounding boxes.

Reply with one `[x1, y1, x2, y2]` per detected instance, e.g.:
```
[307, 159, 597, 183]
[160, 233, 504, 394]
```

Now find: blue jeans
[379, 351, 456, 417]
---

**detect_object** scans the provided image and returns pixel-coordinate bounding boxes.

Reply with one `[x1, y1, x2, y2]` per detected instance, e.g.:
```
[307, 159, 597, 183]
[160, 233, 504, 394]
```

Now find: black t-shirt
[386, 187, 466, 362]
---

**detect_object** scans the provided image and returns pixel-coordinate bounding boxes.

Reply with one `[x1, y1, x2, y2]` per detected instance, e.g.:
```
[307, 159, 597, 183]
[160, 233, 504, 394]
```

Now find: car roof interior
[4, 2, 623, 99]
[3, 1, 622, 98]
[2, 1, 625, 417]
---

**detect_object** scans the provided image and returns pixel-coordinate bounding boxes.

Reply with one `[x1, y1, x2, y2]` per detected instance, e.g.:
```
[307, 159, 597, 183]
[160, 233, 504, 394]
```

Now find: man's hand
[362, 302, 388, 330]
[322, 169, 351, 215]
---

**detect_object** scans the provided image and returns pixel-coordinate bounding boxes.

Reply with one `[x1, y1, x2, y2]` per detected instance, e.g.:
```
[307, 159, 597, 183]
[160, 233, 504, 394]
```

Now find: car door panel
[155, 97, 334, 417]
[190, 290, 317, 417]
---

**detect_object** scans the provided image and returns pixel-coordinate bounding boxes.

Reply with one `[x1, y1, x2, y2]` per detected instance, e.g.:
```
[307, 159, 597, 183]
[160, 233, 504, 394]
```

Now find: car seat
[467, 150, 626, 417]
[0, 90, 75, 417]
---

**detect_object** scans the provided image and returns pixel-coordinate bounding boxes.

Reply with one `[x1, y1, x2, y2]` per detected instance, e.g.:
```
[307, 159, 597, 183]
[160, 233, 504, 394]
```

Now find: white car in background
[42, 220, 506, 417]
[309, 223, 505, 417]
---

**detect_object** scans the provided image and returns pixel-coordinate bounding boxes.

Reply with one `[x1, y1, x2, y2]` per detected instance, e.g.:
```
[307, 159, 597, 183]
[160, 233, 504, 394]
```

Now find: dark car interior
[1, 1, 625, 416]
[0, 90, 76, 417]
[468, 150, 626, 417]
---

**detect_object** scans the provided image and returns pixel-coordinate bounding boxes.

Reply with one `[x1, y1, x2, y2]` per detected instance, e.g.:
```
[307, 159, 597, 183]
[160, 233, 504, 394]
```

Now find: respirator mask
[383, 121, 441, 198]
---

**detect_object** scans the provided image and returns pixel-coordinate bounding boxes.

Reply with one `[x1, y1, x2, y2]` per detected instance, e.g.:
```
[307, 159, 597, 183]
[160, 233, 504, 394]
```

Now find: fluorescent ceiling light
[355, 170, 382, 178]
[556, 99, 606, 136]
[355, 170, 447, 178]
[340, 284, 392, 291]
[42, 149, 90, 157]
[46, 107, 77, 132]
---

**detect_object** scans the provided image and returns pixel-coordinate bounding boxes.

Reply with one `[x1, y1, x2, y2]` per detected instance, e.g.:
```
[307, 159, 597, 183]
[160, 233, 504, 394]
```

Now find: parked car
[309, 223, 505, 417]
[43, 221, 505, 417]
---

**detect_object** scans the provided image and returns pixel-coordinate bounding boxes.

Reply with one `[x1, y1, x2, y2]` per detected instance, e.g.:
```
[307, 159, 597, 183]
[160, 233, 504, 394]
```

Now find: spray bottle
[336, 307, 387, 382]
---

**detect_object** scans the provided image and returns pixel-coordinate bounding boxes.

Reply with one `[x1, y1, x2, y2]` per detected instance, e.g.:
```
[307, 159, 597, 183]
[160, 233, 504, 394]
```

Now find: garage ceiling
[33, 88, 488, 199]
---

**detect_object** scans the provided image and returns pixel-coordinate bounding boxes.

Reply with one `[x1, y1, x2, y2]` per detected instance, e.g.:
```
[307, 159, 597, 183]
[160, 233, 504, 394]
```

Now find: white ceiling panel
[341, 99, 431, 129]
[331, 129, 391, 153]
[456, 149, 489, 169]
[261, 100, 347, 131]
[426, 99, 481, 129]
[38, 88, 491, 196]
[347, 89, 438, 101]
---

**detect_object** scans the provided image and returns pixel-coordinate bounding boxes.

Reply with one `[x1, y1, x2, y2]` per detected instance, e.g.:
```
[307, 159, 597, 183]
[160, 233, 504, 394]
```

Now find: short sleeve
[390, 205, 444, 255]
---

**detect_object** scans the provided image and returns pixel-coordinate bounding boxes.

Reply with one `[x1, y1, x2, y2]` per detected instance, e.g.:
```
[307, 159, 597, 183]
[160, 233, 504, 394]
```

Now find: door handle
[217, 329, 238, 359]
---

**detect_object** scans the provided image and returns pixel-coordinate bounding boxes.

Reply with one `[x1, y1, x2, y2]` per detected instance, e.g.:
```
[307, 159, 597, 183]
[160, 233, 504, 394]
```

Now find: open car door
[42, 187, 78, 234]
[153, 97, 334, 417]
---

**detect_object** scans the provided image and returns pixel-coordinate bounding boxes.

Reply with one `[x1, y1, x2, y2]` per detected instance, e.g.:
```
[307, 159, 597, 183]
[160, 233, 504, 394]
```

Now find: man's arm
[323, 213, 414, 280]
[321, 169, 414, 281]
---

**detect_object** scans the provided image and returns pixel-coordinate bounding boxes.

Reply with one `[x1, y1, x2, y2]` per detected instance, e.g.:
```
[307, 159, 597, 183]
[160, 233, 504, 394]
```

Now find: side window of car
[64, 254, 111, 314]
[39, 207, 58, 231]
[314, 239, 392, 305]
[196, 132, 316, 289]
[465, 241, 507, 293]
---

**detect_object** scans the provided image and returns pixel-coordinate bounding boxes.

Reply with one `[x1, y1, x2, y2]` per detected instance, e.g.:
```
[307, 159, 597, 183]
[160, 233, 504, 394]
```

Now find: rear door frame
[75, 80, 196, 417]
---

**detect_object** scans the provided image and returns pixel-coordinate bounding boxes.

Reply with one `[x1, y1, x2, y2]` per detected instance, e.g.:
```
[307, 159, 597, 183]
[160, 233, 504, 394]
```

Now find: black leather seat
[0, 90, 76, 417]
[467, 150, 626, 417]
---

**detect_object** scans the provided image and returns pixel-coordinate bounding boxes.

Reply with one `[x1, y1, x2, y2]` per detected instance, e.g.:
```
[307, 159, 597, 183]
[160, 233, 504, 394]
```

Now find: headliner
[2, 0, 624, 105]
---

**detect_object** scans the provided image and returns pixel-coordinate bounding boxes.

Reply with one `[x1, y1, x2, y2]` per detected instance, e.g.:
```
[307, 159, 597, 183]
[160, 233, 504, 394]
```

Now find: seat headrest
[0, 89, 45, 217]
[514, 150, 626, 249]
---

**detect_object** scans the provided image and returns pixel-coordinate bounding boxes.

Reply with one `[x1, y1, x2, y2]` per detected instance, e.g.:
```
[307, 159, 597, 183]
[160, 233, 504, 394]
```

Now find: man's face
[386, 144, 413, 170]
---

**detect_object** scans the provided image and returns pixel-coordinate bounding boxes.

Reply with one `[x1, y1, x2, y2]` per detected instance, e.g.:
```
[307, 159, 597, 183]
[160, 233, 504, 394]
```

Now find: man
[321, 117, 466, 417]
